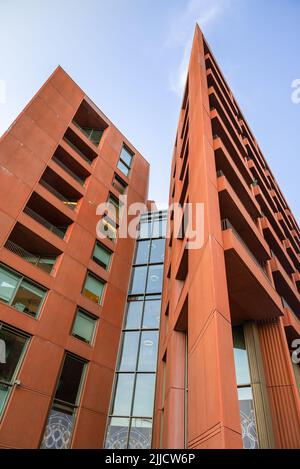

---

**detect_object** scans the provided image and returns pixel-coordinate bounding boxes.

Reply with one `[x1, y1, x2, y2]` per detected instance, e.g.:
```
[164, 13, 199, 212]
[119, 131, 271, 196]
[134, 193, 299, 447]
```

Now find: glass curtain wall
[105, 211, 167, 449]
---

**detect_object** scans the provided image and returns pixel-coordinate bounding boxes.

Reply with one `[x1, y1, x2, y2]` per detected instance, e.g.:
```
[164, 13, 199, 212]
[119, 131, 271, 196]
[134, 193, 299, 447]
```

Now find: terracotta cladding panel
[0, 66, 149, 448]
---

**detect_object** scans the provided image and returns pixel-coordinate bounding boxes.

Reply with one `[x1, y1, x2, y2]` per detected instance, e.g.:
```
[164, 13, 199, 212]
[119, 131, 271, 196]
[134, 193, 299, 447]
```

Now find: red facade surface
[0, 67, 149, 448]
[152, 25, 300, 449]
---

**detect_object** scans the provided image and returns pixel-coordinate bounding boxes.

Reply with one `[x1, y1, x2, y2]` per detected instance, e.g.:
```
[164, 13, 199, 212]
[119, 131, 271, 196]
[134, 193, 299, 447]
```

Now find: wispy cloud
[167, 0, 230, 95]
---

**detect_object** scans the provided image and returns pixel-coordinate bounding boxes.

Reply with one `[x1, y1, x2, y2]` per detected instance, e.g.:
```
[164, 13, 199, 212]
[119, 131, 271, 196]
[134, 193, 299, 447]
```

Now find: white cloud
[167, 0, 230, 95]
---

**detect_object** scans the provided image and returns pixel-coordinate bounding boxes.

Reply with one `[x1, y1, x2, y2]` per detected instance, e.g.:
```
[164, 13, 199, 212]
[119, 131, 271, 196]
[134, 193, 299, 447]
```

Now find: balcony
[252, 185, 285, 242]
[261, 217, 295, 276]
[72, 99, 108, 147]
[39, 167, 82, 211]
[211, 109, 250, 185]
[214, 138, 260, 220]
[24, 192, 73, 240]
[4, 223, 61, 274]
[275, 212, 300, 255]
[221, 221, 282, 322]
[63, 127, 98, 165]
[282, 297, 300, 343]
[52, 145, 90, 186]
[270, 256, 300, 317]
[218, 176, 270, 263]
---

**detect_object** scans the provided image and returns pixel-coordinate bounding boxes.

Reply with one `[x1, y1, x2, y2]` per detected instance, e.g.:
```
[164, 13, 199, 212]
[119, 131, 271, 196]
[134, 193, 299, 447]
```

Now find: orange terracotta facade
[0, 67, 149, 448]
[152, 26, 300, 449]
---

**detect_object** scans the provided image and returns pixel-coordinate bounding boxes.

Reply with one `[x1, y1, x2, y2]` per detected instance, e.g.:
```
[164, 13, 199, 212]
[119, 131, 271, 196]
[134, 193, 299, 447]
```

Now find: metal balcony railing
[63, 136, 93, 165]
[39, 179, 78, 211]
[5, 240, 56, 274]
[52, 156, 86, 186]
[24, 207, 68, 239]
[221, 218, 270, 281]
[72, 121, 103, 146]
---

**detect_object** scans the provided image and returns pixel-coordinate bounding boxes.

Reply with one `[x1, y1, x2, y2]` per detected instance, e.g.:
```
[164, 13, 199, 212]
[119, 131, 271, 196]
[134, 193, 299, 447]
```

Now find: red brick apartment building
[0, 66, 150, 448]
[0, 25, 299, 450]
[152, 25, 300, 449]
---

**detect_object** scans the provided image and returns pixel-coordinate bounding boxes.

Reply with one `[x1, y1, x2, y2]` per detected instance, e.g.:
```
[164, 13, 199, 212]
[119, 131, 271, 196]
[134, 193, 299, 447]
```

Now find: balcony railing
[24, 207, 68, 239]
[40, 179, 78, 211]
[5, 240, 56, 274]
[52, 156, 86, 186]
[72, 121, 103, 146]
[221, 218, 270, 280]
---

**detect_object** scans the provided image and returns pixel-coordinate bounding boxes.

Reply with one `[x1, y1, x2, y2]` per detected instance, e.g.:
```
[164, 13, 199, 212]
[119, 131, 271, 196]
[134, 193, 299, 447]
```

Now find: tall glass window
[105, 211, 167, 449]
[117, 145, 133, 177]
[41, 353, 86, 449]
[232, 325, 259, 449]
[0, 324, 29, 415]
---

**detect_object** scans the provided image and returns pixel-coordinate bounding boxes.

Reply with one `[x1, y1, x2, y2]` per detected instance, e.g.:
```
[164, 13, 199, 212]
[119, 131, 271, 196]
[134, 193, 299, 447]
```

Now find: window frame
[0, 323, 30, 417]
[82, 271, 106, 305]
[92, 241, 112, 271]
[71, 308, 97, 345]
[0, 264, 47, 319]
[117, 144, 134, 177]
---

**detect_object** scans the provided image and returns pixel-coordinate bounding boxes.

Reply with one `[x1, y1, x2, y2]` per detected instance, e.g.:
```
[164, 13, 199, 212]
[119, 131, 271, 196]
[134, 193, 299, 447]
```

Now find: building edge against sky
[152, 24, 300, 449]
[0, 23, 299, 450]
[0, 66, 151, 448]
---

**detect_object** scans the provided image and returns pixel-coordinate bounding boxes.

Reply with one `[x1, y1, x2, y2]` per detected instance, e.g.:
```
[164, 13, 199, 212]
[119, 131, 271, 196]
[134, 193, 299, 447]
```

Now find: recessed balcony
[214, 138, 260, 220]
[63, 127, 98, 165]
[23, 192, 73, 240]
[261, 217, 295, 276]
[218, 176, 270, 263]
[39, 167, 82, 211]
[4, 223, 61, 274]
[270, 256, 300, 317]
[52, 145, 90, 186]
[72, 99, 108, 146]
[222, 223, 282, 322]
[282, 297, 300, 343]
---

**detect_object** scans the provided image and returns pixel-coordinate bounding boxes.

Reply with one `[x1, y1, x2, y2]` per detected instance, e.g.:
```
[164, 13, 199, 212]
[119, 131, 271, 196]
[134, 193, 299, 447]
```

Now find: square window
[93, 242, 111, 270]
[112, 174, 127, 194]
[12, 280, 46, 317]
[0, 267, 20, 304]
[72, 310, 97, 344]
[82, 273, 105, 304]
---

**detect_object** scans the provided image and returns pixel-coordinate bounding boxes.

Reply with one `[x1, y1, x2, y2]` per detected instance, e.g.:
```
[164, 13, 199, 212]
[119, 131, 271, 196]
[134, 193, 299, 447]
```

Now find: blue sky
[0, 0, 299, 221]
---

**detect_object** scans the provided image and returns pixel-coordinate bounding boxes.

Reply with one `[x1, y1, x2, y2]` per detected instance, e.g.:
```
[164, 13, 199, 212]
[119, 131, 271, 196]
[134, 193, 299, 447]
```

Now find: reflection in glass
[238, 387, 258, 449]
[139, 220, 152, 239]
[105, 417, 130, 449]
[125, 301, 143, 329]
[112, 374, 135, 416]
[133, 374, 156, 417]
[233, 326, 251, 385]
[138, 331, 159, 372]
[146, 265, 163, 294]
[134, 240, 150, 265]
[150, 238, 165, 263]
[119, 332, 139, 371]
[129, 266, 147, 294]
[143, 300, 161, 329]
[129, 418, 152, 449]
[40, 407, 75, 449]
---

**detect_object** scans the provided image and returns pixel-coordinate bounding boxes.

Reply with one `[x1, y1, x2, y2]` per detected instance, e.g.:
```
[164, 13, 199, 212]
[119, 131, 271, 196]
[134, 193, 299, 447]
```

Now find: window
[117, 145, 133, 177]
[132, 374, 156, 417]
[138, 331, 159, 372]
[146, 265, 163, 294]
[41, 353, 86, 449]
[80, 128, 103, 146]
[82, 272, 105, 304]
[150, 239, 165, 264]
[119, 332, 140, 371]
[0, 325, 29, 415]
[112, 374, 135, 416]
[0, 265, 46, 318]
[125, 301, 143, 330]
[134, 240, 150, 265]
[233, 326, 259, 449]
[108, 194, 122, 222]
[98, 217, 117, 242]
[92, 242, 111, 270]
[72, 309, 97, 344]
[129, 266, 147, 295]
[142, 300, 161, 329]
[112, 174, 127, 194]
